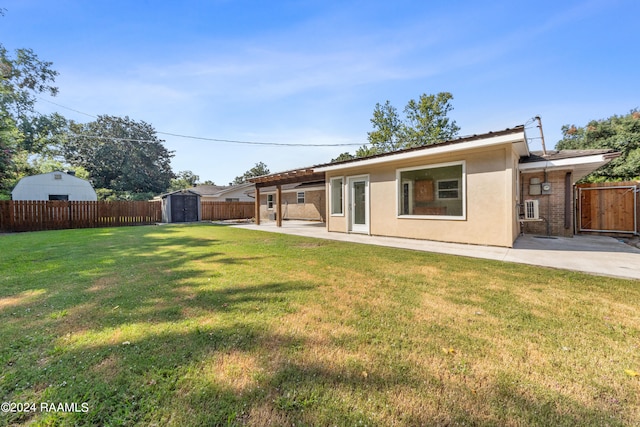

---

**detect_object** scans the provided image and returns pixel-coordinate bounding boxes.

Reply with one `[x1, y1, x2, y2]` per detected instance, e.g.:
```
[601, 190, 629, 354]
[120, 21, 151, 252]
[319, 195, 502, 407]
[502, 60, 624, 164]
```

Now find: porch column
[276, 184, 282, 227]
[254, 186, 261, 225]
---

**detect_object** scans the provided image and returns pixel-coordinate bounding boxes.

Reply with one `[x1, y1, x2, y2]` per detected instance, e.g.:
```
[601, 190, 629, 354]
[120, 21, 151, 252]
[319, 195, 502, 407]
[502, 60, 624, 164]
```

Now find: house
[518, 149, 618, 237]
[250, 125, 619, 247]
[11, 171, 97, 201]
[252, 181, 325, 222]
[190, 183, 254, 202]
[250, 169, 326, 227]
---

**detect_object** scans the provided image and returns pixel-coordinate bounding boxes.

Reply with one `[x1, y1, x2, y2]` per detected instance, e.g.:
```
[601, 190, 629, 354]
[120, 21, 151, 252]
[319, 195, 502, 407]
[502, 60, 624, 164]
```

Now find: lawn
[0, 224, 639, 426]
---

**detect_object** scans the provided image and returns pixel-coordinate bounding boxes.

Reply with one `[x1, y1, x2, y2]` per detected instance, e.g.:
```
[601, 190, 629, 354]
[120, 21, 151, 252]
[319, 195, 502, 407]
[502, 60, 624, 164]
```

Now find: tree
[331, 152, 356, 163]
[360, 100, 404, 155]
[354, 92, 460, 158]
[63, 115, 175, 196]
[169, 170, 200, 191]
[0, 39, 62, 194]
[403, 92, 460, 147]
[232, 162, 269, 185]
[555, 110, 640, 181]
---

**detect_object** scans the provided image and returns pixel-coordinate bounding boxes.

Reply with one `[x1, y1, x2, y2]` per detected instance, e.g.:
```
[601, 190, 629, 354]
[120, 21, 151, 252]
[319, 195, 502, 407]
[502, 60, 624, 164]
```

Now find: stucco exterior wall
[259, 189, 325, 222]
[326, 145, 520, 247]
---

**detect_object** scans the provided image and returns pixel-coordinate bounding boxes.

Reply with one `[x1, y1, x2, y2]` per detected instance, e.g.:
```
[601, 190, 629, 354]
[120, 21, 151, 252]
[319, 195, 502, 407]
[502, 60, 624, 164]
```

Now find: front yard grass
[0, 224, 639, 426]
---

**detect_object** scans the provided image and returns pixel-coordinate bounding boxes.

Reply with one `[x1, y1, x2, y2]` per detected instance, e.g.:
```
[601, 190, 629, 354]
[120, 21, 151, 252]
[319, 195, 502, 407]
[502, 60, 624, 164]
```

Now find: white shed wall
[11, 172, 98, 201]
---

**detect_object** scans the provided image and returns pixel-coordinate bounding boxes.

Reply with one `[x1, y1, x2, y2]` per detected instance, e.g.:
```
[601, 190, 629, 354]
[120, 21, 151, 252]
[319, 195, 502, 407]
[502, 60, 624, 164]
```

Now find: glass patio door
[349, 176, 369, 234]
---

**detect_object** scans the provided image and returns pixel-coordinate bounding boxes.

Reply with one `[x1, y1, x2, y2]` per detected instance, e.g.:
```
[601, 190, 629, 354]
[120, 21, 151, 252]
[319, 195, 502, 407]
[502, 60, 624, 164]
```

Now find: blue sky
[2, 0, 638, 185]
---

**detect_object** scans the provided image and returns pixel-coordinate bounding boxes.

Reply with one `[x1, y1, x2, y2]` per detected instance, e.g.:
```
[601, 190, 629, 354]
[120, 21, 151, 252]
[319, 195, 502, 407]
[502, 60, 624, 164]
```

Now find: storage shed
[11, 171, 97, 201]
[160, 189, 201, 223]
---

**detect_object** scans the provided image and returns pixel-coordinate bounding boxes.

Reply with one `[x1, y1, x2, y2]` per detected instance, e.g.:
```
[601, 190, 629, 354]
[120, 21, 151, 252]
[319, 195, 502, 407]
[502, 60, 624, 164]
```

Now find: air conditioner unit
[523, 199, 539, 220]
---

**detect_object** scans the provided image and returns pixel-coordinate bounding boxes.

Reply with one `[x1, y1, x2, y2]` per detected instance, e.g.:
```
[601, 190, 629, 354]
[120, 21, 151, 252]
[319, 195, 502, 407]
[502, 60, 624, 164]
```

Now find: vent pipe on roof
[535, 116, 548, 157]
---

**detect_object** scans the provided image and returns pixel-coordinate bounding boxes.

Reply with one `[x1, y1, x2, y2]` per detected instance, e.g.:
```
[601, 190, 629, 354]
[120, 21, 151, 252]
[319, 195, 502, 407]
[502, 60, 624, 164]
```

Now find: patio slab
[231, 220, 640, 280]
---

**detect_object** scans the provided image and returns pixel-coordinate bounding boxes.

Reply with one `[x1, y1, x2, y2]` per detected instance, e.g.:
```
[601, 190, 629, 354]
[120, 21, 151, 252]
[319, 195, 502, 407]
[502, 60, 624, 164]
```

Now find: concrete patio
[230, 220, 640, 280]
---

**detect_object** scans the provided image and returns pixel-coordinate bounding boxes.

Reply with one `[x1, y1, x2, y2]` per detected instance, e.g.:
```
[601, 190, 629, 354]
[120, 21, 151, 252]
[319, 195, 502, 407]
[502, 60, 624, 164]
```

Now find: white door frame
[347, 175, 370, 234]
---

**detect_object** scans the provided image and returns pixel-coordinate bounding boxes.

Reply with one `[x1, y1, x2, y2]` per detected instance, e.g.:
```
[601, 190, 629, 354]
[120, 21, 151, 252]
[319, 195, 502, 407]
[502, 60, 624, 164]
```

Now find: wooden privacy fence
[577, 181, 639, 235]
[0, 200, 255, 232]
[0, 200, 162, 232]
[200, 201, 254, 221]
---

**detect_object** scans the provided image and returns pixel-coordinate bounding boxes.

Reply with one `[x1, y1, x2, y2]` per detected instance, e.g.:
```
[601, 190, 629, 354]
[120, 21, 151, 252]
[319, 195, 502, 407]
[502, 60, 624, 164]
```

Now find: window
[436, 179, 460, 200]
[225, 198, 239, 202]
[54, 173, 62, 180]
[297, 192, 305, 204]
[330, 177, 343, 215]
[49, 195, 69, 201]
[267, 194, 274, 209]
[397, 162, 465, 218]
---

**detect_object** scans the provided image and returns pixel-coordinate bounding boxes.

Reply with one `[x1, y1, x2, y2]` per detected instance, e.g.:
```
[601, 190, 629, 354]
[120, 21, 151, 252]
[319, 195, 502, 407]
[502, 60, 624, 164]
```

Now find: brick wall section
[520, 171, 574, 237]
[259, 189, 325, 222]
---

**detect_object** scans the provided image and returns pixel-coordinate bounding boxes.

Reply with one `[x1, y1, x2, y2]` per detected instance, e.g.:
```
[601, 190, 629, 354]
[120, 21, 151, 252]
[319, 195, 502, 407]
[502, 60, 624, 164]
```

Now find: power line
[153, 131, 364, 147]
[37, 96, 368, 147]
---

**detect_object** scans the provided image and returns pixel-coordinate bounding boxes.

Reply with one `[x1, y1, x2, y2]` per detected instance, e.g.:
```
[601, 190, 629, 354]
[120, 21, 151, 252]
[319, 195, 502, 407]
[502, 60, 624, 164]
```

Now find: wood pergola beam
[251, 170, 324, 188]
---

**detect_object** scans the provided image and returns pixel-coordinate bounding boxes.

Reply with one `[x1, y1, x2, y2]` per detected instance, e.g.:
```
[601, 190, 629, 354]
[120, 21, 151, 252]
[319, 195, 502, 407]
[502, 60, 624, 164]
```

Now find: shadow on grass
[0, 225, 635, 426]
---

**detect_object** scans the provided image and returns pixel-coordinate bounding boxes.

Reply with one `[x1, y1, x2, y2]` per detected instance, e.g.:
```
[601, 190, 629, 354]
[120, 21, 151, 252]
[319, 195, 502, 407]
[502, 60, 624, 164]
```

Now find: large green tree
[555, 110, 640, 181]
[355, 92, 460, 157]
[169, 170, 200, 191]
[64, 115, 175, 197]
[0, 39, 62, 195]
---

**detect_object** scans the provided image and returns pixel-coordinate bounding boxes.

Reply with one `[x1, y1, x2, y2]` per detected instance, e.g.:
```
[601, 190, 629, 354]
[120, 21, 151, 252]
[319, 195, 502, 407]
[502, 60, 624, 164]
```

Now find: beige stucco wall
[259, 189, 325, 222]
[326, 144, 521, 247]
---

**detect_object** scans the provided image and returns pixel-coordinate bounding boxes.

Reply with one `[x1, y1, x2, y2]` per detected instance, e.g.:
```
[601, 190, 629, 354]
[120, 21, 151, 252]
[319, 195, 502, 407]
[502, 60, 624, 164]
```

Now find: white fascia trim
[518, 154, 610, 172]
[316, 132, 527, 173]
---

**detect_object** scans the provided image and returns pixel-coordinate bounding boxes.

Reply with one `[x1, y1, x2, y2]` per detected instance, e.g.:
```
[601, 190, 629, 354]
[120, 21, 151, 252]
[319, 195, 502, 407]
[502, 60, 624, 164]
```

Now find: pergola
[249, 168, 325, 227]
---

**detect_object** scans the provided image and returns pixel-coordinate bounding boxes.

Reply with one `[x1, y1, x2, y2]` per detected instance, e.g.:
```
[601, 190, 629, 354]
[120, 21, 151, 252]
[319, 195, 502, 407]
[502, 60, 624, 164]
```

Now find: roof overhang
[249, 169, 325, 188]
[251, 184, 325, 195]
[518, 152, 621, 183]
[315, 128, 528, 173]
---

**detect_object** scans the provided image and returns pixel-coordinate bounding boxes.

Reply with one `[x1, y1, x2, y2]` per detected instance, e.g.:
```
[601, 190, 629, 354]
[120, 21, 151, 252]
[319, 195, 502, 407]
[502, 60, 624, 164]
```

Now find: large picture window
[330, 177, 344, 215]
[397, 162, 465, 218]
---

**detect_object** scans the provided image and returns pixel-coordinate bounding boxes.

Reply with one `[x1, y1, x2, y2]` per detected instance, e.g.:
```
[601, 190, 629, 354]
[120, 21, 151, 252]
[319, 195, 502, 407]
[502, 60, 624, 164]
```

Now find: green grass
[0, 224, 639, 426]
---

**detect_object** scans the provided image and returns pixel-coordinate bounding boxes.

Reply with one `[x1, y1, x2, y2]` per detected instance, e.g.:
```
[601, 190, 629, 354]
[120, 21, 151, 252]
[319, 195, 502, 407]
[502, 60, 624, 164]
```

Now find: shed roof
[157, 189, 201, 199]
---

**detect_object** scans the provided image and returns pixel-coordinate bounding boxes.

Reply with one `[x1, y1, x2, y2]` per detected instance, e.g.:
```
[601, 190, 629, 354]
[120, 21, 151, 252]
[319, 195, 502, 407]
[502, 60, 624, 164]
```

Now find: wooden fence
[576, 181, 639, 235]
[200, 201, 254, 221]
[0, 200, 162, 232]
[0, 200, 256, 232]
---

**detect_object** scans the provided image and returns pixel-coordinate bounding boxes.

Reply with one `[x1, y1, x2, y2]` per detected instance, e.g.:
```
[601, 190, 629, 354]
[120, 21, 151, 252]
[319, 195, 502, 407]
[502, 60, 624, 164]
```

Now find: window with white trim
[267, 194, 274, 209]
[330, 177, 343, 215]
[297, 191, 305, 204]
[397, 162, 465, 218]
[436, 179, 461, 200]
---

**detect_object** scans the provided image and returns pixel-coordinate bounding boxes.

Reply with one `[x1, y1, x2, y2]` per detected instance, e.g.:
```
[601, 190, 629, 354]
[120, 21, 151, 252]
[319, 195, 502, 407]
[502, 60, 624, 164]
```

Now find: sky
[1, 0, 638, 185]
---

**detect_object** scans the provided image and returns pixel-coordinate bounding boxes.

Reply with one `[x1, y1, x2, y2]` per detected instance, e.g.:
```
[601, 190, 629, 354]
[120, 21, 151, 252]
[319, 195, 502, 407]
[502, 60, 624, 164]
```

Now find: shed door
[171, 195, 199, 223]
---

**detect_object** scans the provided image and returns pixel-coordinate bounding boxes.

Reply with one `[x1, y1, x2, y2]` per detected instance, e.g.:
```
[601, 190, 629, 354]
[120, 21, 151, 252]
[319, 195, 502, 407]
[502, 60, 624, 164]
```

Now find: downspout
[545, 169, 551, 236]
[564, 172, 572, 231]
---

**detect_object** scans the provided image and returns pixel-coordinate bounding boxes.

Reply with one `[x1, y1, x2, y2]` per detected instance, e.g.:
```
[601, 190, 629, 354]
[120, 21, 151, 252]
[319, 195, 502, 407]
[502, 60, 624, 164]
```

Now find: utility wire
[37, 96, 368, 147]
